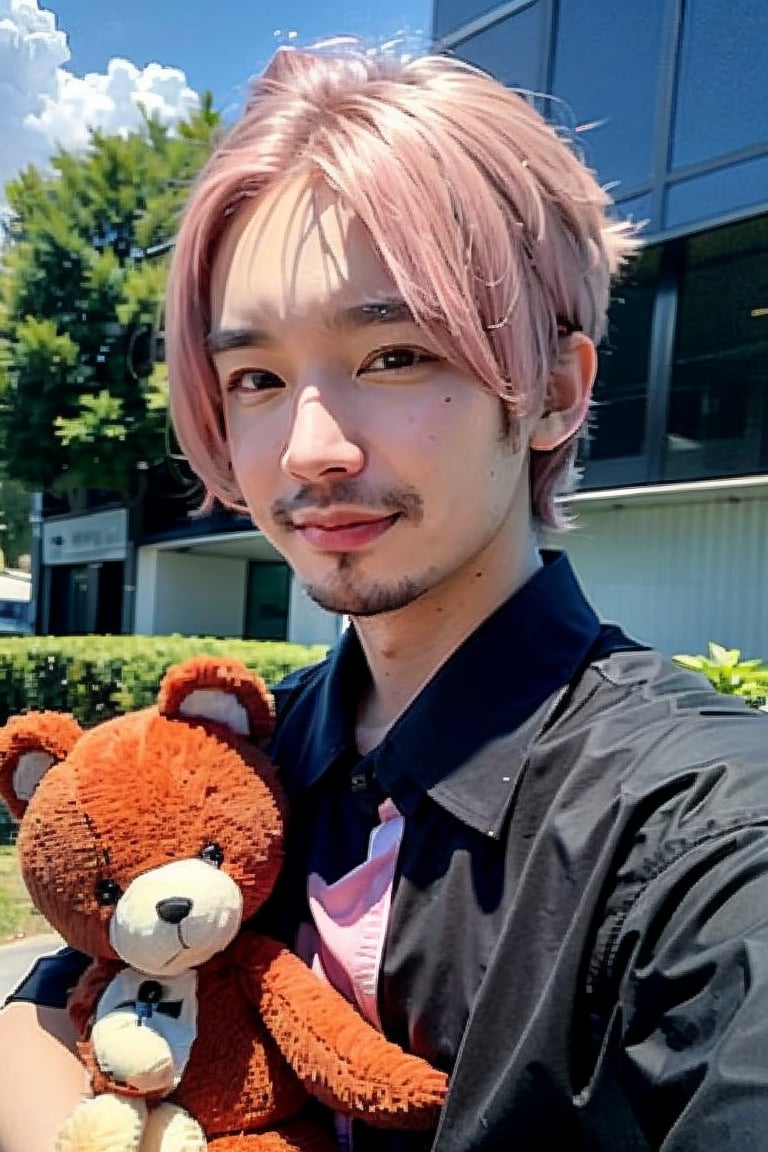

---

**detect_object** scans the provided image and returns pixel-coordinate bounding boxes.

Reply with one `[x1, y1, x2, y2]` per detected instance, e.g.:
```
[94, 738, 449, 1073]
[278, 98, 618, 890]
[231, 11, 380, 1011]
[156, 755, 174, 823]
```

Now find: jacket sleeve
[594, 804, 768, 1149]
[3, 946, 91, 1009]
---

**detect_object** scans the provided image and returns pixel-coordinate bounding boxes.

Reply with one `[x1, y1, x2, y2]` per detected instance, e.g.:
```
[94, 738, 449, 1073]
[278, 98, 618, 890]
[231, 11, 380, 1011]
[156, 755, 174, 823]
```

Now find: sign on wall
[42, 508, 129, 566]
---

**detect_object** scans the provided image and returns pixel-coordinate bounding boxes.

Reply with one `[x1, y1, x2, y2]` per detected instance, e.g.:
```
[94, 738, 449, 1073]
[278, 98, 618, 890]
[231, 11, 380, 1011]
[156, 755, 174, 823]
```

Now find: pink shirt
[297, 797, 404, 1030]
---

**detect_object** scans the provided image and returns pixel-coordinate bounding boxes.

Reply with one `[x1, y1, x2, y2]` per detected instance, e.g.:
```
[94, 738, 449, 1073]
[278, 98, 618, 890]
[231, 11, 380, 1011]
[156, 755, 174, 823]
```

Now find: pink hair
[165, 45, 639, 527]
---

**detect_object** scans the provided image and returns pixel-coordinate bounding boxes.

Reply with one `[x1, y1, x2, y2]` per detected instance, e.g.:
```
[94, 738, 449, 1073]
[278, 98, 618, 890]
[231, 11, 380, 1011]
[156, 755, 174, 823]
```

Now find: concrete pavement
[0, 933, 63, 1001]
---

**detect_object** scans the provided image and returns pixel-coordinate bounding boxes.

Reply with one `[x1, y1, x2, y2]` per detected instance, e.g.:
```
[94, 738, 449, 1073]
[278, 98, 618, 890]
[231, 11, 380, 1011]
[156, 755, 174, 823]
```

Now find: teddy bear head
[0, 657, 287, 976]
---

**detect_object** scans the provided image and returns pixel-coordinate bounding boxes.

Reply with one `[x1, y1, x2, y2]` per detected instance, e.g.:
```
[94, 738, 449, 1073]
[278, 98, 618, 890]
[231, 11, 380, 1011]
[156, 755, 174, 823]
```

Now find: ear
[158, 657, 274, 741]
[0, 712, 83, 819]
[529, 332, 597, 452]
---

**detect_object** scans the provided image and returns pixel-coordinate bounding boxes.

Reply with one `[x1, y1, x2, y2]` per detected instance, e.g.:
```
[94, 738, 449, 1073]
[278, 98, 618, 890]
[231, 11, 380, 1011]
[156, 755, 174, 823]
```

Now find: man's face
[208, 177, 533, 617]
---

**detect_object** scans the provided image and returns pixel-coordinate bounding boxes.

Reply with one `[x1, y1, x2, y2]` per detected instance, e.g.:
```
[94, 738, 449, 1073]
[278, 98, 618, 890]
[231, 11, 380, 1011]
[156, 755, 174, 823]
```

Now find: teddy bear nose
[156, 896, 193, 924]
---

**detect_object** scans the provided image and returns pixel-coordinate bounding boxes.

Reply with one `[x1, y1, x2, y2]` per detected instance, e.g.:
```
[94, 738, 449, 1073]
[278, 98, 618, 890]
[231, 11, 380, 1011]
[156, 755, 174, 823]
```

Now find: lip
[292, 510, 401, 552]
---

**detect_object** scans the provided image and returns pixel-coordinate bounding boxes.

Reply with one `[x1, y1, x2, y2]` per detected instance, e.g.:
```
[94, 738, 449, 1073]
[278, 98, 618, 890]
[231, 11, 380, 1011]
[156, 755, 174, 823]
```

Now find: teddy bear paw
[55, 1094, 147, 1152]
[140, 1103, 207, 1152]
[92, 1014, 176, 1094]
[366, 1059, 449, 1127]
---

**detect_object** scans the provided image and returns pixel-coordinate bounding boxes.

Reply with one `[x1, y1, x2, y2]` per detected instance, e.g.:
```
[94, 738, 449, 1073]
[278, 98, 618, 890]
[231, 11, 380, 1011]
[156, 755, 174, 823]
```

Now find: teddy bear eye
[200, 843, 224, 867]
[95, 878, 123, 906]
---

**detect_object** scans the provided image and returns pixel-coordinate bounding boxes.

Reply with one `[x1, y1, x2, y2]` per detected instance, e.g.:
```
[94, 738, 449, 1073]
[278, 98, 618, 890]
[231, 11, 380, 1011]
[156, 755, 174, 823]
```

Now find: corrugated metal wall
[543, 493, 768, 658]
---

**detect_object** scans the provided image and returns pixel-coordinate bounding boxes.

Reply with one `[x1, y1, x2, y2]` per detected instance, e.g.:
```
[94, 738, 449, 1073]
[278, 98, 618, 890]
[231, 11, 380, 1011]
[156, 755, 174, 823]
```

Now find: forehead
[209, 176, 398, 330]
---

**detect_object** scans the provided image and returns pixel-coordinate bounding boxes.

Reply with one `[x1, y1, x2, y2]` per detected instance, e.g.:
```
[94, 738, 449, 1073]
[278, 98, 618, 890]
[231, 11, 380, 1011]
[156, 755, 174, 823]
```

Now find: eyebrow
[206, 297, 415, 354]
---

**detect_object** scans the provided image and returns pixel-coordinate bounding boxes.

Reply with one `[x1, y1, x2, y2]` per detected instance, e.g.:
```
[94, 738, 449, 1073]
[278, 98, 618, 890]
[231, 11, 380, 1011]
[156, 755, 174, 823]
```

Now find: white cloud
[0, 0, 200, 193]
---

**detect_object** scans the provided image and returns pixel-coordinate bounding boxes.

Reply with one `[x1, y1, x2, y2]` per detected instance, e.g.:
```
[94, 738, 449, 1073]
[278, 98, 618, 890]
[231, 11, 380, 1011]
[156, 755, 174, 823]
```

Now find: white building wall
[287, 576, 342, 647]
[134, 548, 158, 633]
[545, 492, 768, 658]
[136, 547, 341, 645]
[136, 549, 247, 637]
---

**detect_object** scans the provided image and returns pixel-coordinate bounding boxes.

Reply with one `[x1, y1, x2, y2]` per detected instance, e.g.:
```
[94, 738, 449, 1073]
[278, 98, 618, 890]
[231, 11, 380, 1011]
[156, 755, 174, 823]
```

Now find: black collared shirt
[274, 551, 602, 835]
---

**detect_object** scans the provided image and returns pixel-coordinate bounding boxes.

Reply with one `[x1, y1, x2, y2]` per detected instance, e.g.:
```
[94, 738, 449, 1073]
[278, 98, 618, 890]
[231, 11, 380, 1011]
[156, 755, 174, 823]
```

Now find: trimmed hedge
[0, 634, 329, 728]
[0, 634, 328, 839]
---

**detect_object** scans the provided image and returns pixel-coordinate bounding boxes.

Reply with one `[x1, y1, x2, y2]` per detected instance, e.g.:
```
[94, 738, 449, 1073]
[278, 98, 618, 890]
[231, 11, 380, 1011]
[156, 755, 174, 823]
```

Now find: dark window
[48, 566, 69, 635]
[551, 0, 667, 191]
[244, 562, 290, 641]
[665, 153, 768, 231]
[48, 565, 89, 635]
[579, 247, 661, 488]
[662, 216, 768, 481]
[453, 1, 548, 92]
[46, 561, 124, 635]
[672, 0, 768, 170]
[94, 562, 124, 634]
[433, 0, 512, 40]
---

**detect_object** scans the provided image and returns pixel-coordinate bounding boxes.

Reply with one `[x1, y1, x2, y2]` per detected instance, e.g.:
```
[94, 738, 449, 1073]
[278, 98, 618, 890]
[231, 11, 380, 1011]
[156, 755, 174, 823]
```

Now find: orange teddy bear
[0, 657, 447, 1152]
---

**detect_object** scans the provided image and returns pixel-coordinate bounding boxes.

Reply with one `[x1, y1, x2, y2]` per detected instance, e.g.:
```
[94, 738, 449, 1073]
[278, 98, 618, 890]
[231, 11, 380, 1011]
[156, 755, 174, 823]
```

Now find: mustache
[271, 480, 423, 528]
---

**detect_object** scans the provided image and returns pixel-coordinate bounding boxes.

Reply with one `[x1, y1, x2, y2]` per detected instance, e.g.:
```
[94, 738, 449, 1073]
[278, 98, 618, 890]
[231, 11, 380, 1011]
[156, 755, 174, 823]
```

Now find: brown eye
[361, 347, 439, 375]
[227, 369, 284, 393]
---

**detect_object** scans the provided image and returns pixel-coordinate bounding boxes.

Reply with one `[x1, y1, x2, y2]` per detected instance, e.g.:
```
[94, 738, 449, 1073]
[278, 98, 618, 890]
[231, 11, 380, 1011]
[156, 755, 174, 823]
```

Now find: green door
[243, 562, 290, 641]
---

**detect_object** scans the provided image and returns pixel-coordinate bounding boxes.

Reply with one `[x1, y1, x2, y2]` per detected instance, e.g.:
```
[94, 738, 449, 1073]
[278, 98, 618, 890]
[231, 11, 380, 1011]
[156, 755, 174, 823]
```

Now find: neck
[353, 528, 542, 752]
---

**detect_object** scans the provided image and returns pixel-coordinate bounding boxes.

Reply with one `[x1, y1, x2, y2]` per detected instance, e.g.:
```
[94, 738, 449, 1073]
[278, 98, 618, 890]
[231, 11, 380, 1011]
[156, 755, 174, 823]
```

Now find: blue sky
[51, 0, 434, 110]
[0, 0, 432, 196]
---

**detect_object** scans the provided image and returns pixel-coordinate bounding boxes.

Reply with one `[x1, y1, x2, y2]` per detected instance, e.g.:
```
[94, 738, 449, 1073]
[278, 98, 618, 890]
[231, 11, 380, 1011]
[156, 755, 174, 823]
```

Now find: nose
[281, 389, 365, 484]
[156, 896, 193, 925]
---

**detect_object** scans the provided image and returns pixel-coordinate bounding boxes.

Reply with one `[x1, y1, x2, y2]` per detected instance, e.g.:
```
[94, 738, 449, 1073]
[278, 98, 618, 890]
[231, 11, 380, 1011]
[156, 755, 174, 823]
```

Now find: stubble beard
[302, 552, 432, 617]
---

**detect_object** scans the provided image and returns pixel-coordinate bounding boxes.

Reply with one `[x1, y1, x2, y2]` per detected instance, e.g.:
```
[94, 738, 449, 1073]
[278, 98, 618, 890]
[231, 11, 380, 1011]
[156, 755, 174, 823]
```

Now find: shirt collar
[272, 552, 600, 836]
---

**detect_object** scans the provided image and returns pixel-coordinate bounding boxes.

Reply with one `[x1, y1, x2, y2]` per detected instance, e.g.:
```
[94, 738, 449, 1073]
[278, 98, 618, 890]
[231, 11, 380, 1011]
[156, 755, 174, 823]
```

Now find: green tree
[0, 99, 220, 509]
[0, 475, 32, 567]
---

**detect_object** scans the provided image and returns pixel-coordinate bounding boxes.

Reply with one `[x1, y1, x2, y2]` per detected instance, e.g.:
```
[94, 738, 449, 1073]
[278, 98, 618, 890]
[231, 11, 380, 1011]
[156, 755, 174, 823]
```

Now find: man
[3, 44, 768, 1152]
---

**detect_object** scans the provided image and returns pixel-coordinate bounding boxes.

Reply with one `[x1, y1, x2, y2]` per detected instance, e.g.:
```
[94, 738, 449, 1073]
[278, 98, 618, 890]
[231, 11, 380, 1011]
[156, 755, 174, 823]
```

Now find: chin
[303, 572, 430, 617]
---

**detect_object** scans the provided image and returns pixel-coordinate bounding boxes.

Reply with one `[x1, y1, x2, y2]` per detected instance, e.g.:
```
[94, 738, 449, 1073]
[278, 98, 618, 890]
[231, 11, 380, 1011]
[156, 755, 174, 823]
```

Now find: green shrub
[0, 634, 328, 727]
[673, 642, 768, 709]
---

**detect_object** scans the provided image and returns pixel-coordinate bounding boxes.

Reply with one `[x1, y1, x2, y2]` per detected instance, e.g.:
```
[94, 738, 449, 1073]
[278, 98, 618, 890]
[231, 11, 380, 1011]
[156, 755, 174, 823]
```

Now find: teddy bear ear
[0, 712, 83, 819]
[157, 657, 274, 741]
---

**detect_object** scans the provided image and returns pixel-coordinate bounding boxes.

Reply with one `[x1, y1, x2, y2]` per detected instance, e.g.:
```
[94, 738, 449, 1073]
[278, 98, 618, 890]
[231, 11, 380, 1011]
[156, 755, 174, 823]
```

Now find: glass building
[432, 0, 768, 655]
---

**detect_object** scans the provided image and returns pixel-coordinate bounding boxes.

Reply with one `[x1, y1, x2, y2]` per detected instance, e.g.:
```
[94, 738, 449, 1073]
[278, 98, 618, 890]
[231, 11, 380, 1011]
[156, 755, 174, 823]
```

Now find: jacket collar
[272, 552, 601, 835]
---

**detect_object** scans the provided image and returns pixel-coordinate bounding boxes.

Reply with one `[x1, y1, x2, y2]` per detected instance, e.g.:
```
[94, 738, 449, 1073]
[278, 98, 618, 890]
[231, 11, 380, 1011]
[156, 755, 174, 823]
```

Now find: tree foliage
[0, 96, 220, 508]
[0, 475, 32, 567]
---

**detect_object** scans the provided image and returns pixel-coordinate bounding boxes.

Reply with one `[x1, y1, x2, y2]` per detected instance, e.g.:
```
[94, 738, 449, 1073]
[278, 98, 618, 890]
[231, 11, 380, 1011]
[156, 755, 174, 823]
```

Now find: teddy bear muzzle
[108, 858, 243, 976]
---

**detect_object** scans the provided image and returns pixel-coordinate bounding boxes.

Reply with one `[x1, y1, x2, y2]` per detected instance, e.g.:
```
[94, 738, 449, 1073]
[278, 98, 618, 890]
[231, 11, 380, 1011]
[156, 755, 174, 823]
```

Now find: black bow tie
[116, 979, 184, 1024]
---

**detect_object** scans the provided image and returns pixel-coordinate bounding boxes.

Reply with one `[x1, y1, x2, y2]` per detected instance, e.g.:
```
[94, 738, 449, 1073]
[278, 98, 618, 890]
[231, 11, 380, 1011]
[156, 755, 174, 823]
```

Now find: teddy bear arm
[69, 967, 177, 1098]
[243, 938, 448, 1131]
[68, 958, 122, 1036]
